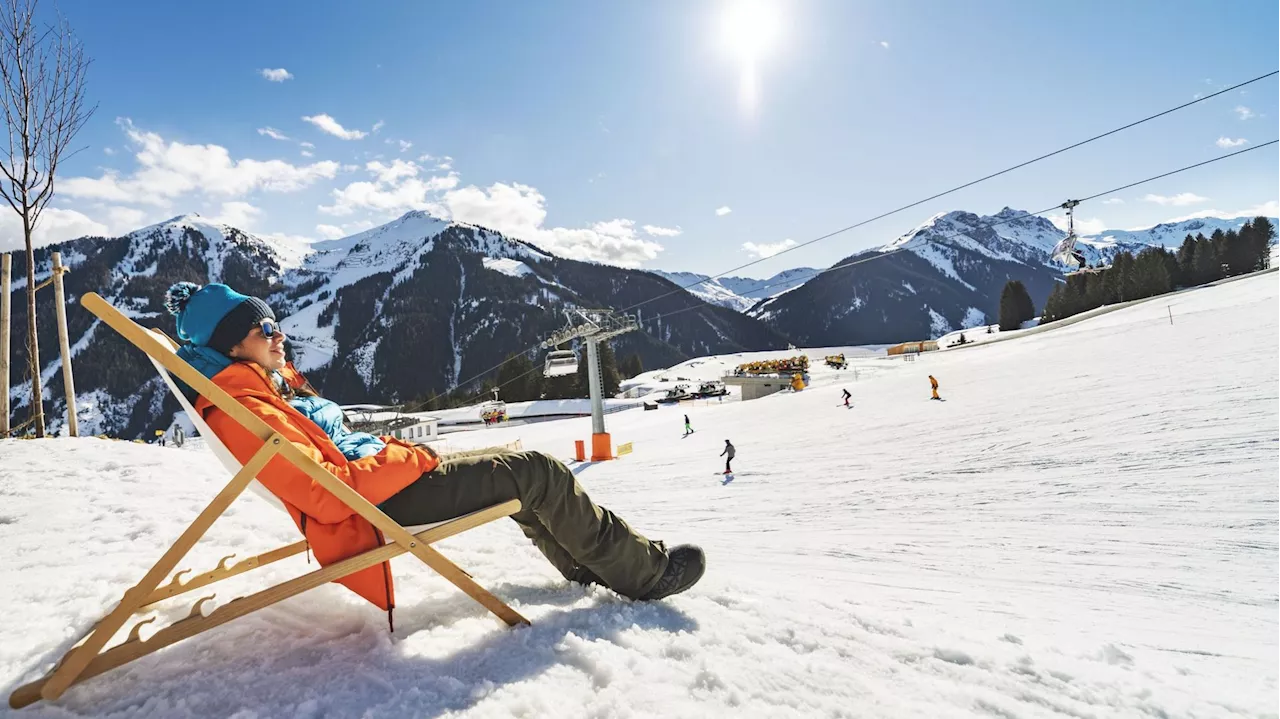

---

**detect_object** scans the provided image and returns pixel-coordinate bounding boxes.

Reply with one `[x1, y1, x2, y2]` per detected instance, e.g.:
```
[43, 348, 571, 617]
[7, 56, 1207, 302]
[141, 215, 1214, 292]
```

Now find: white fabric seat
[146, 329, 443, 533]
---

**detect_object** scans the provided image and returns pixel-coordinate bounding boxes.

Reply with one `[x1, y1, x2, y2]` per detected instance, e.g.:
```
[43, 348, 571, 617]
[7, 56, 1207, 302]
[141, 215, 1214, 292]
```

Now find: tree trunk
[23, 213, 43, 437]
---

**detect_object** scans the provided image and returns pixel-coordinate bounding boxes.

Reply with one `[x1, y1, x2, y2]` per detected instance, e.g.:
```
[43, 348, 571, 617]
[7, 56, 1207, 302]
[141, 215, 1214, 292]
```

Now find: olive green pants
[378, 450, 668, 599]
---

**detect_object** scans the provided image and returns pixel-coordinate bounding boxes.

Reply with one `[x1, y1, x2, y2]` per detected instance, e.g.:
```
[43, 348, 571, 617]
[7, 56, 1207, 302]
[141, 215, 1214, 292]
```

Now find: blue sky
[13, 0, 1279, 275]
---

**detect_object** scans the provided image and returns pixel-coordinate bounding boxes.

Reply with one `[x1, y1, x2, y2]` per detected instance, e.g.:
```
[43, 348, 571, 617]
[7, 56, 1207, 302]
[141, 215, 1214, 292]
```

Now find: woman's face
[229, 319, 287, 371]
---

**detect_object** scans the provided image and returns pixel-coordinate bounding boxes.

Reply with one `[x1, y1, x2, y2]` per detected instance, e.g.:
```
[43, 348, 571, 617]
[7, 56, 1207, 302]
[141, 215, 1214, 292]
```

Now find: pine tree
[495, 353, 543, 402]
[1133, 248, 1172, 298]
[619, 352, 644, 380]
[1193, 235, 1220, 284]
[1175, 234, 1197, 287]
[599, 341, 621, 397]
[1254, 214, 1274, 268]
[1110, 251, 1137, 302]
[998, 280, 1034, 331]
[1041, 283, 1070, 323]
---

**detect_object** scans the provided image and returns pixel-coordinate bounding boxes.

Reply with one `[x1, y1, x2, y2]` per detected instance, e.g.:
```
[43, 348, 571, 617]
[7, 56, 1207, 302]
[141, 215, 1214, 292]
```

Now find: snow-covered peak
[649, 267, 819, 312]
[1082, 215, 1277, 249]
[125, 213, 309, 278]
[880, 207, 1064, 264]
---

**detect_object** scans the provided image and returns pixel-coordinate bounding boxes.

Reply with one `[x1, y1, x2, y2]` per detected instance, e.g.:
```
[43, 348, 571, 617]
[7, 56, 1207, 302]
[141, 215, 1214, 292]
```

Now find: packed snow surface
[1, 274, 1275, 718]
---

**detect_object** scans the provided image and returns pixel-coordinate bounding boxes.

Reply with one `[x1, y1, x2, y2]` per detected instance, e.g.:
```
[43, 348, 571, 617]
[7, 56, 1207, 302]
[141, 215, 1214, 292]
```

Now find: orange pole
[590, 433, 612, 462]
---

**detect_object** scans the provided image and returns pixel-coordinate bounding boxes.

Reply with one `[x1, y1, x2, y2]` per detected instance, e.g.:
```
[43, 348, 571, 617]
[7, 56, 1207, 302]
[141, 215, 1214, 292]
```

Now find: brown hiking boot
[640, 544, 705, 600]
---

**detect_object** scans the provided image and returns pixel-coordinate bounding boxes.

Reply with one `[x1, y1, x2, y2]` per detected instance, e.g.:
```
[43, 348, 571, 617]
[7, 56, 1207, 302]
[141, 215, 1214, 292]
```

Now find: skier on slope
[929, 375, 941, 401]
[720, 439, 735, 474]
[683, 414, 694, 437]
[841, 388, 852, 408]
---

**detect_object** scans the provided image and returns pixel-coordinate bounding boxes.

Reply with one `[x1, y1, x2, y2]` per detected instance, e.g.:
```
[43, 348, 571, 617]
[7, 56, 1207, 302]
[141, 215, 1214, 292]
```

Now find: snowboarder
[163, 281, 705, 607]
[173, 424, 185, 448]
[841, 388, 852, 408]
[720, 439, 735, 474]
[929, 375, 941, 400]
[683, 414, 694, 437]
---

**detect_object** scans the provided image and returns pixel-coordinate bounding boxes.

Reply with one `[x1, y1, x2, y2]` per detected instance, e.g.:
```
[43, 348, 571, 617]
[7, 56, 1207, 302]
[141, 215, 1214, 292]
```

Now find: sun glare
[720, 0, 780, 64]
[718, 1, 783, 114]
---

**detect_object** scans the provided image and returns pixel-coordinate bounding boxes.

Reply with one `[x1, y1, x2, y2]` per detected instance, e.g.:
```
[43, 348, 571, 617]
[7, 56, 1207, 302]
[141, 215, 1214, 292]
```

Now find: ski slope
[1, 274, 1275, 718]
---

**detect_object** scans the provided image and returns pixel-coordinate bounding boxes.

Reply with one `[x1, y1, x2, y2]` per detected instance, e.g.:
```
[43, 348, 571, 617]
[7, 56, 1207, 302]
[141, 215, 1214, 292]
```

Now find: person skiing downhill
[720, 439, 735, 474]
[929, 375, 941, 401]
[683, 414, 694, 437]
[841, 388, 851, 408]
[162, 281, 706, 613]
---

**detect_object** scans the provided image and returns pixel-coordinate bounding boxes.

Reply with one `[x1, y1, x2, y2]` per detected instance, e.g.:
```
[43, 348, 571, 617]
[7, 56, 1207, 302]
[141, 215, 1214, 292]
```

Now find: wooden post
[51, 252, 76, 437]
[1, 253, 9, 435]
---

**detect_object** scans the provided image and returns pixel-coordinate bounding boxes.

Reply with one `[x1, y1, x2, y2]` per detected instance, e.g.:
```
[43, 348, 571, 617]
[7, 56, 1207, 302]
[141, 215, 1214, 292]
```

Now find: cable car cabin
[544, 350, 578, 378]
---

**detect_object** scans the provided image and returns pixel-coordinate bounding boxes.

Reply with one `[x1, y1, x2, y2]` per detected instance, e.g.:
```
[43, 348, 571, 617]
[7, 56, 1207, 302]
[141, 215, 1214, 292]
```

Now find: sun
[719, 0, 780, 64]
[718, 1, 782, 113]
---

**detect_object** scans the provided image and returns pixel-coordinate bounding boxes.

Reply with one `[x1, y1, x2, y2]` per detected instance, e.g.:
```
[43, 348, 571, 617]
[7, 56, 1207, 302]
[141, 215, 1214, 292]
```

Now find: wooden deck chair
[9, 292, 529, 710]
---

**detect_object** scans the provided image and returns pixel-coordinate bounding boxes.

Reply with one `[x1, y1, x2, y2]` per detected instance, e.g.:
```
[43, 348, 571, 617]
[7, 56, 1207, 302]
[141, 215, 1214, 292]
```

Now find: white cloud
[105, 206, 148, 231]
[1101, 198, 1124, 205]
[315, 223, 346, 240]
[300, 150, 314, 158]
[318, 157, 666, 266]
[715, 206, 732, 216]
[1215, 136, 1247, 149]
[318, 160, 458, 217]
[1142, 192, 1209, 207]
[371, 120, 385, 134]
[443, 186, 662, 266]
[299, 141, 315, 149]
[742, 239, 797, 258]
[60, 119, 340, 205]
[1046, 214, 1108, 236]
[103, 147, 116, 156]
[430, 184, 661, 266]
[1157, 199, 1280, 224]
[397, 140, 413, 152]
[1234, 105, 1255, 120]
[0, 207, 107, 251]
[301, 114, 368, 140]
[257, 127, 290, 141]
[879, 41, 890, 49]
[365, 159, 420, 184]
[642, 225, 682, 237]
[210, 201, 262, 229]
[259, 68, 293, 83]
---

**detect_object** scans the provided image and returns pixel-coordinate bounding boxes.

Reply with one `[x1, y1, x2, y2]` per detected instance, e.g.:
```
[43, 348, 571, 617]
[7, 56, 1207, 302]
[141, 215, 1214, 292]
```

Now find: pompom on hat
[164, 282, 275, 354]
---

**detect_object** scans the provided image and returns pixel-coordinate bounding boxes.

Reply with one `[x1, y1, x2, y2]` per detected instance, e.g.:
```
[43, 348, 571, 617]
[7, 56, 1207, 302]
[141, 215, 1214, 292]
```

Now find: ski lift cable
[635, 140, 1279, 327]
[400, 138, 1277, 415]
[394, 73, 1276, 416]
[618, 69, 1279, 315]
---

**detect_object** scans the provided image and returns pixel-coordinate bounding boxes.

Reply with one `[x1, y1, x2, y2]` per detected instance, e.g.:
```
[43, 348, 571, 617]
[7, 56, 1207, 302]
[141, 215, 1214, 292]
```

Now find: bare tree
[0, 0, 93, 437]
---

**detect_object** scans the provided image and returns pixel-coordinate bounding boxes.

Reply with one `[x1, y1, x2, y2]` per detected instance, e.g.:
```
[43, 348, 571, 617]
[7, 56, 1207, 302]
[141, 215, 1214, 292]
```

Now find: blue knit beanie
[164, 282, 275, 353]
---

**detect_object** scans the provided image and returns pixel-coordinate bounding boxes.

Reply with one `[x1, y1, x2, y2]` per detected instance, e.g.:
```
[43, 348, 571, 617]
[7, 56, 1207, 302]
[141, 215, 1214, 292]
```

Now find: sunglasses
[258, 319, 281, 338]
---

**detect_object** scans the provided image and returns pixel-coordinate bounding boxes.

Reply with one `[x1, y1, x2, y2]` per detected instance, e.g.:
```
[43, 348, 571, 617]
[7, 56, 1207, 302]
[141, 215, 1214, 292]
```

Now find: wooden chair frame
[9, 292, 530, 710]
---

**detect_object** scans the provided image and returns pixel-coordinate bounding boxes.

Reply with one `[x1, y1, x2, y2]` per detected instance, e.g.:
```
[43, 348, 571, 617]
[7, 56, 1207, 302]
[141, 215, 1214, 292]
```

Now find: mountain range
[3, 208, 1272, 439]
[647, 268, 817, 312]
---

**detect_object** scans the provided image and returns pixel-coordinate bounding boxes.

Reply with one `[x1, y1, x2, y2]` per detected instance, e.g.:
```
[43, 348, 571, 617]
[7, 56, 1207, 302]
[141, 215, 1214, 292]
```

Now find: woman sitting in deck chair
[164, 282, 705, 611]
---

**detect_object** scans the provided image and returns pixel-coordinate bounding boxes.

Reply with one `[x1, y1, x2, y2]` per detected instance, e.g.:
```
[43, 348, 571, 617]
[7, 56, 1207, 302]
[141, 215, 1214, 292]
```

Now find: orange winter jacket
[195, 361, 438, 611]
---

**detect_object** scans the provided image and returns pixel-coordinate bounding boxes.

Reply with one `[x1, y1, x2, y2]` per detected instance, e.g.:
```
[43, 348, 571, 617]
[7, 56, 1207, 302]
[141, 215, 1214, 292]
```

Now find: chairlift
[1050, 199, 1084, 269]
[544, 349, 578, 378]
[479, 388, 507, 423]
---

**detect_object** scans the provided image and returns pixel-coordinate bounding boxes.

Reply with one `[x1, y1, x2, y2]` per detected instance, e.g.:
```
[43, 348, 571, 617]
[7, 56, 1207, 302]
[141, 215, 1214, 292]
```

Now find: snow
[960, 307, 986, 328]
[910, 243, 975, 290]
[481, 257, 532, 278]
[649, 269, 819, 313]
[1087, 215, 1278, 249]
[2, 274, 1276, 718]
[926, 307, 952, 337]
